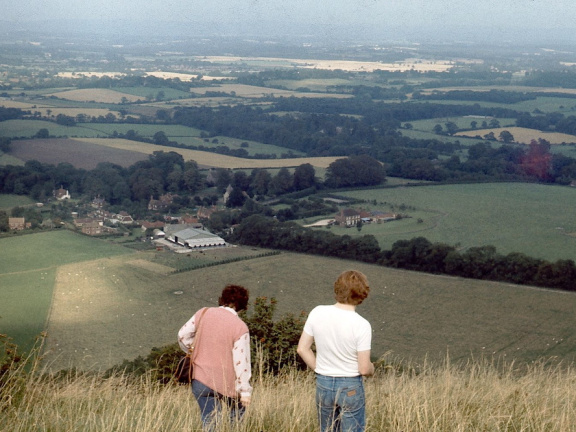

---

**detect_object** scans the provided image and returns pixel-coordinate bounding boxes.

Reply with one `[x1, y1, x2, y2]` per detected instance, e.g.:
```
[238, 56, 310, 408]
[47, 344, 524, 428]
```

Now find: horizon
[4, 0, 576, 46]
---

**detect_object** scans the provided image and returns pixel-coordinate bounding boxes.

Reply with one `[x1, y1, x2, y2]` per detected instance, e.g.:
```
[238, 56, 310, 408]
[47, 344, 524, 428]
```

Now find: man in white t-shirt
[297, 270, 374, 432]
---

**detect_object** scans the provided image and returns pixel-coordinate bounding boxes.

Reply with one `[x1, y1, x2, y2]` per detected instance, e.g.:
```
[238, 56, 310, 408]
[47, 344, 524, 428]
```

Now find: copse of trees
[228, 216, 576, 293]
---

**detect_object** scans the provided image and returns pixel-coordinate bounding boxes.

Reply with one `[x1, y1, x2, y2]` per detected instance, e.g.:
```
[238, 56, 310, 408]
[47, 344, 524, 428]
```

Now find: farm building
[335, 208, 361, 227]
[166, 226, 226, 249]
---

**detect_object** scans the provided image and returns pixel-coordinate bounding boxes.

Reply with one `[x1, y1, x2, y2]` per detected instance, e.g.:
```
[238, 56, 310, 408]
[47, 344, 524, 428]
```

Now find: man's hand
[240, 395, 251, 407]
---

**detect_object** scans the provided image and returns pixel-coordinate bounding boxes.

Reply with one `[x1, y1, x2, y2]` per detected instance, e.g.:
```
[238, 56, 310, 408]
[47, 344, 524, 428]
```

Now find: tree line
[228, 215, 576, 293]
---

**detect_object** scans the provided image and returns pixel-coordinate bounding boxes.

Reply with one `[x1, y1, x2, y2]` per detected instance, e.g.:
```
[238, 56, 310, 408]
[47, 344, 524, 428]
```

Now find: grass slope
[0, 231, 134, 352]
[38, 249, 576, 371]
[335, 182, 576, 261]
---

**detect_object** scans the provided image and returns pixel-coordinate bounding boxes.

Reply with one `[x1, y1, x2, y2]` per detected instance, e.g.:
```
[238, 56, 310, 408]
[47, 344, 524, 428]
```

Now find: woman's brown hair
[219, 284, 250, 311]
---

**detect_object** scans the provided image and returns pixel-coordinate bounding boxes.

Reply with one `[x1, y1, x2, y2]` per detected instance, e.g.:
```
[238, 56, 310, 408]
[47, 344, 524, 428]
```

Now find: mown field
[6, 137, 326, 169]
[2, 230, 576, 372]
[73, 138, 339, 169]
[0, 231, 134, 353]
[329, 182, 576, 261]
[36, 244, 576, 371]
[10, 139, 150, 169]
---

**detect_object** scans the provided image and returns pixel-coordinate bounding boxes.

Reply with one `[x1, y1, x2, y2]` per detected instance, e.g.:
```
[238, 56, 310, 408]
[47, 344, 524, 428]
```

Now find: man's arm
[358, 350, 374, 377]
[297, 331, 316, 370]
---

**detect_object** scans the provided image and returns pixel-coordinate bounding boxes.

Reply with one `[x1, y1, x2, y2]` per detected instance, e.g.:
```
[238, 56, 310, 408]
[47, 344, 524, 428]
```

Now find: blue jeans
[315, 374, 366, 432]
[191, 379, 245, 431]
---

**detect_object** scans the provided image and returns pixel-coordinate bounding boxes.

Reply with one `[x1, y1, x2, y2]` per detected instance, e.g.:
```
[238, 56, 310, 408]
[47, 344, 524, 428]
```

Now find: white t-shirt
[303, 304, 372, 377]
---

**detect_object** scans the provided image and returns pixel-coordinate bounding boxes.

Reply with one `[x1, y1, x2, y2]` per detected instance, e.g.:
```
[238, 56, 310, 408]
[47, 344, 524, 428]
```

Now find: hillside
[36, 247, 576, 371]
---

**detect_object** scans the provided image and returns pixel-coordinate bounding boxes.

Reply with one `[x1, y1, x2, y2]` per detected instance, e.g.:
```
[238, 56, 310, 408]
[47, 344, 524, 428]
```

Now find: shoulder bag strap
[190, 307, 209, 379]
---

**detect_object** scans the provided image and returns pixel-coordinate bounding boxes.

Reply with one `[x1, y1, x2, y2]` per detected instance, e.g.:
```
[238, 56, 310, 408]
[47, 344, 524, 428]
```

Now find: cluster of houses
[67, 195, 228, 251]
[9, 186, 397, 251]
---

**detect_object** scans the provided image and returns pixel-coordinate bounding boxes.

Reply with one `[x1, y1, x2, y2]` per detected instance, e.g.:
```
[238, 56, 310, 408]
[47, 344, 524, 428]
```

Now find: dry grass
[456, 126, 576, 144]
[46, 89, 142, 103]
[200, 56, 454, 73]
[75, 137, 341, 169]
[3, 355, 576, 431]
[189, 83, 351, 99]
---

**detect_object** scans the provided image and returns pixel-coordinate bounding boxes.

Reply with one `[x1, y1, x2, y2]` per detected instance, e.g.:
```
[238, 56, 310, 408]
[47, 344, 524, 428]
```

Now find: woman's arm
[357, 350, 374, 377]
[177, 314, 197, 353]
[297, 331, 316, 370]
[233, 332, 252, 406]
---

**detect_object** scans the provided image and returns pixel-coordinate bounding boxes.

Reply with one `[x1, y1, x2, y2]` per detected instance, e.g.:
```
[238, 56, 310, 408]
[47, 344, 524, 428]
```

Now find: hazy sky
[3, 0, 576, 43]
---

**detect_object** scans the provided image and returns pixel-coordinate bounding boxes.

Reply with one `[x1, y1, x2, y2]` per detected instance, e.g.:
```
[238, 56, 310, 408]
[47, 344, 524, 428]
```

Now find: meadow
[1, 229, 574, 372]
[0, 231, 133, 352]
[3, 359, 576, 431]
[0, 194, 35, 209]
[329, 182, 576, 262]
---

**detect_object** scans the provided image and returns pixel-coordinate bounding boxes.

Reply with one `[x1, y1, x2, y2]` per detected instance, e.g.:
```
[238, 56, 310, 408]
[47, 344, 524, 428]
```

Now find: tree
[153, 131, 170, 146]
[226, 186, 246, 207]
[0, 210, 8, 232]
[444, 121, 458, 136]
[269, 167, 293, 195]
[243, 297, 307, 373]
[489, 118, 501, 128]
[483, 131, 496, 140]
[182, 161, 204, 194]
[249, 169, 272, 196]
[499, 130, 514, 143]
[293, 163, 316, 191]
[35, 128, 50, 139]
[325, 155, 385, 188]
[433, 124, 443, 134]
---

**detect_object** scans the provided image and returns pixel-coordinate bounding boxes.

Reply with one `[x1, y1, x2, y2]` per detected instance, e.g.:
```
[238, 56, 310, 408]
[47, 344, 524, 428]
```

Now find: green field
[2, 229, 576, 372]
[78, 123, 203, 137]
[418, 96, 576, 114]
[0, 194, 35, 210]
[0, 231, 134, 352]
[330, 183, 576, 261]
[39, 249, 576, 371]
[0, 120, 82, 138]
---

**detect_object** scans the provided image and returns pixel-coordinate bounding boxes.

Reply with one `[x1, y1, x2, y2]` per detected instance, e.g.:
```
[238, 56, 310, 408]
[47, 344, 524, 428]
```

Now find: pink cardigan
[179, 307, 251, 398]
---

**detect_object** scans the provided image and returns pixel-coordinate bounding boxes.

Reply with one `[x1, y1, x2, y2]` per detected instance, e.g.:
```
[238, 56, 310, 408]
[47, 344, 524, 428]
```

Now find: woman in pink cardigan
[178, 285, 252, 431]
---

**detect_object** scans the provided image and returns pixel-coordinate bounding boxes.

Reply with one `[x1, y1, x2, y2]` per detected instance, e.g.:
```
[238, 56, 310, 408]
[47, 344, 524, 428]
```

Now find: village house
[53, 187, 71, 200]
[197, 205, 218, 220]
[112, 211, 135, 225]
[148, 193, 176, 211]
[81, 220, 103, 236]
[335, 208, 361, 227]
[91, 196, 106, 208]
[74, 217, 103, 228]
[8, 217, 30, 230]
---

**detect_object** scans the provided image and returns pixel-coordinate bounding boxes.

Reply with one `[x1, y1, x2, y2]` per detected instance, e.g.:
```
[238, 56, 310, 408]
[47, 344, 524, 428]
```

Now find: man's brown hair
[334, 270, 370, 305]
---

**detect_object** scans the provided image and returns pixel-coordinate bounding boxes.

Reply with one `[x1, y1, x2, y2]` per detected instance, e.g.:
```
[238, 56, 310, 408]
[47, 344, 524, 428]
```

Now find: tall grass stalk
[2, 354, 576, 431]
